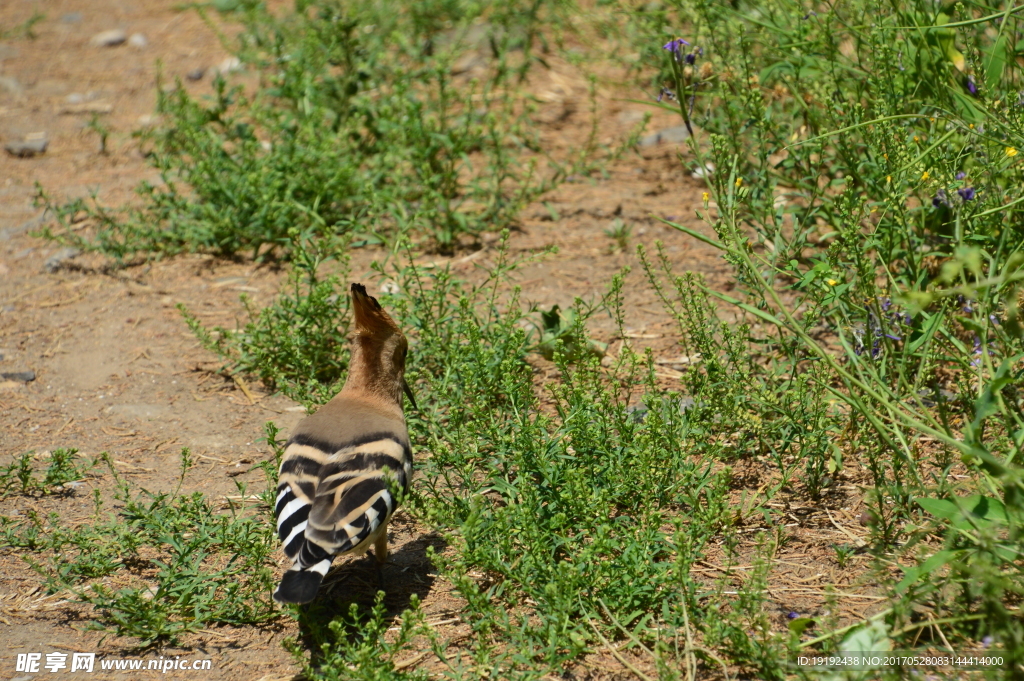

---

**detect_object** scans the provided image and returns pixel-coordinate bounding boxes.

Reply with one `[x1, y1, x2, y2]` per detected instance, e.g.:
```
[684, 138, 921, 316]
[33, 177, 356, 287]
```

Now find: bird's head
[348, 283, 414, 408]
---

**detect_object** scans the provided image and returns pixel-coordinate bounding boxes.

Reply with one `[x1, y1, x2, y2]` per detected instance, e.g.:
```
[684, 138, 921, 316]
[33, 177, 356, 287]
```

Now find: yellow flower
[921, 171, 930, 181]
[702, 192, 710, 202]
[1007, 147, 1018, 157]
[886, 175, 892, 183]
[969, 124, 975, 129]
[735, 177, 744, 188]
[913, 136, 919, 142]
[826, 279, 838, 286]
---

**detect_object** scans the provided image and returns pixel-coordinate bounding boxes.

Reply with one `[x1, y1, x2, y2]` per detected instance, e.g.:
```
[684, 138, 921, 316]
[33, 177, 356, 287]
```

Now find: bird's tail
[273, 539, 334, 605]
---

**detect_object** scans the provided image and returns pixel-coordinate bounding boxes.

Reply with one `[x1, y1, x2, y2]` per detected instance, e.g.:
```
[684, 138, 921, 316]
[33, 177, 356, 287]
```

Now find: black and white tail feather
[273, 433, 411, 604]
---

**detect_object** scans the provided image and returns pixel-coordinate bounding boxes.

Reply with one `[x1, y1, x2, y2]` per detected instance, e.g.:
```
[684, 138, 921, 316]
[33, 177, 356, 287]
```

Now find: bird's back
[273, 396, 410, 603]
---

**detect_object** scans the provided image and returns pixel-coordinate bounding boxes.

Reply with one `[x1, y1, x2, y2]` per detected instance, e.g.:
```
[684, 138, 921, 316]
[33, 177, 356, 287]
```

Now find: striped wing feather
[275, 432, 410, 566]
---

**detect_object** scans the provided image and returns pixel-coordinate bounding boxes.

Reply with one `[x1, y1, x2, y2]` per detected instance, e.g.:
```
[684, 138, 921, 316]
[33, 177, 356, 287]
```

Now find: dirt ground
[0, 2, 880, 679]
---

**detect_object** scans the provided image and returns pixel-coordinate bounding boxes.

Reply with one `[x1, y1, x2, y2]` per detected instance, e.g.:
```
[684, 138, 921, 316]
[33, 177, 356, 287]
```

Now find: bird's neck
[338, 336, 404, 410]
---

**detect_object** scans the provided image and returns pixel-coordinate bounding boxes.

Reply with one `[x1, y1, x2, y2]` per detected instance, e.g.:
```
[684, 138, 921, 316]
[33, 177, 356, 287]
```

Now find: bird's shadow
[288, 531, 446, 663]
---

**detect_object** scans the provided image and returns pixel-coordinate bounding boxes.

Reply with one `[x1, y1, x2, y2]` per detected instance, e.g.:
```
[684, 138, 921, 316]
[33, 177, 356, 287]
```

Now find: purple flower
[933, 189, 949, 207]
[970, 335, 983, 366]
[966, 77, 978, 96]
[787, 611, 800, 619]
[658, 87, 677, 103]
[990, 314, 1001, 326]
[663, 38, 690, 59]
[885, 333, 902, 341]
[958, 187, 976, 201]
[955, 171, 966, 180]
[880, 297, 892, 311]
[982, 635, 994, 648]
[871, 339, 881, 359]
[683, 46, 704, 65]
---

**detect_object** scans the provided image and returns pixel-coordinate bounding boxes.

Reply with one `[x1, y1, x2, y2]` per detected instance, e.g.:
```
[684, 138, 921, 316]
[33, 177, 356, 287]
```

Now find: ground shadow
[290, 530, 448, 662]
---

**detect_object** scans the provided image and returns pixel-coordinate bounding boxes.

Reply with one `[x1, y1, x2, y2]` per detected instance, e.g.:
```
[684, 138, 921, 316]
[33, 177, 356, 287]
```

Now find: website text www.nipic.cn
[16, 652, 213, 674]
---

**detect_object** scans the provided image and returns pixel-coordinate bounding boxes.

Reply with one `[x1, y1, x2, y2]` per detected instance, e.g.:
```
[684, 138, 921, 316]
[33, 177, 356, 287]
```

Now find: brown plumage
[273, 283, 413, 605]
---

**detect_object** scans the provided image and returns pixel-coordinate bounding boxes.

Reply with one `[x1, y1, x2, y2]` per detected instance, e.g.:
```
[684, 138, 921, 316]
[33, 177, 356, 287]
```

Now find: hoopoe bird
[273, 283, 415, 605]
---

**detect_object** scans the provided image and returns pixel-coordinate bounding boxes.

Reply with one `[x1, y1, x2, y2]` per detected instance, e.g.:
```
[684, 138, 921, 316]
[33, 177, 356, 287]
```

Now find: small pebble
[639, 124, 691, 147]
[43, 247, 81, 273]
[1, 370, 36, 383]
[0, 75, 24, 98]
[4, 137, 48, 158]
[90, 29, 126, 47]
[213, 56, 242, 75]
[858, 511, 873, 526]
[186, 67, 205, 81]
[128, 33, 148, 48]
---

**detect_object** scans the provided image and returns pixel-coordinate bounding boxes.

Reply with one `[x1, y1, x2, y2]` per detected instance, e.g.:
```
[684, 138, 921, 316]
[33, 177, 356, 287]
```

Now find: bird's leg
[374, 527, 389, 591]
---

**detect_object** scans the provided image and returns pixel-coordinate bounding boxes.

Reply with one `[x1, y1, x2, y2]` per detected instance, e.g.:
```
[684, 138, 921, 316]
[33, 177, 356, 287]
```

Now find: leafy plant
[646, 0, 1024, 668]
[38, 0, 631, 260]
[180, 233, 352, 406]
[604, 218, 632, 254]
[289, 593, 432, 681]
[2, 449, 279, 645]
[0, 449, 97, 497]
[529, 304, 608, 362]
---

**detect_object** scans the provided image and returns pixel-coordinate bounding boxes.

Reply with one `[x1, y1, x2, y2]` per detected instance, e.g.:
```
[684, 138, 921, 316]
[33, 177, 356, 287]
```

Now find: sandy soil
[0, 2, 878, 679]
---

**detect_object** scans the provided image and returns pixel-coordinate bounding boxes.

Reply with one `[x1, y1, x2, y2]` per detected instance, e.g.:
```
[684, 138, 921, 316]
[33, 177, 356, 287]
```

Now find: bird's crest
[351, 283, 402, 337]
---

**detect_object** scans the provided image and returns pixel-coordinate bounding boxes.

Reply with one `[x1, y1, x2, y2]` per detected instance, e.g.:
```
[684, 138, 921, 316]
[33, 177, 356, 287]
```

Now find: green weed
[647, 0, 1023, 669]
[603, 218, 632, 254]
[38, 0, 632, 261]
[0, 449, 97, 497]
[1, 448, 279, 645]
[0, 11, 44, 40]
[289, 593, 432, 681]
[180, 233, 353, 407]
